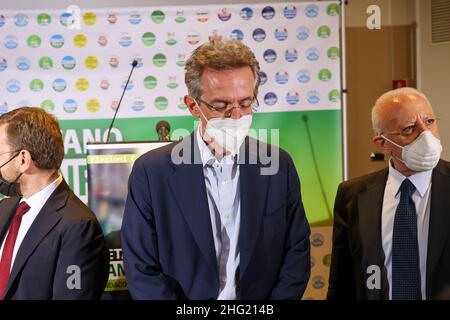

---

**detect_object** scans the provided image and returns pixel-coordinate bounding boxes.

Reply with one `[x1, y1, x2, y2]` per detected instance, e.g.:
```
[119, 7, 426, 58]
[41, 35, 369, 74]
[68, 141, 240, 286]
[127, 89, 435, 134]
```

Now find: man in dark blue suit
[121, 40, 311, 300]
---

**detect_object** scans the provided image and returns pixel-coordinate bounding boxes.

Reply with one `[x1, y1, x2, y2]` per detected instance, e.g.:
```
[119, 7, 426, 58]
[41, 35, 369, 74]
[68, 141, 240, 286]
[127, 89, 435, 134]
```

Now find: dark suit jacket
[327, 160, 450, 300]
[121, 132, 311, 300]
[0, 180, 109, 299]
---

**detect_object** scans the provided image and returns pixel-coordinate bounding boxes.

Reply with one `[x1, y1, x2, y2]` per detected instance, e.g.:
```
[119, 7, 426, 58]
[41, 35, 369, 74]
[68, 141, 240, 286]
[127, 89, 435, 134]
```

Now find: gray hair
[371, 87, 432, 134]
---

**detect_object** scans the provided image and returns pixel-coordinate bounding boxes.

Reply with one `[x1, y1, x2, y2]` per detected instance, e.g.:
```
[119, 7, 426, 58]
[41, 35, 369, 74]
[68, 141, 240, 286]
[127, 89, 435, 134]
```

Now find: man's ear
[184, 95, 199, 118]
[18, 149, 33, 173]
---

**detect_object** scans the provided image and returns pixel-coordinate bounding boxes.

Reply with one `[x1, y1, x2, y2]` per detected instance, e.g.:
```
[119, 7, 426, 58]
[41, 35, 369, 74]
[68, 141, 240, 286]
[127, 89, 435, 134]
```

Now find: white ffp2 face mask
[382, 130, 442, 172]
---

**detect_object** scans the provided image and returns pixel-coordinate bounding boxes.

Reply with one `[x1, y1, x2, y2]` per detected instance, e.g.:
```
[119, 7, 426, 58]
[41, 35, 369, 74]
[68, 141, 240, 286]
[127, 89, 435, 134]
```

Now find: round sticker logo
[262, 6, 275, 20]
[196, 9, 209, 23]
[37, 13, 52, 26]
[307, 90, 321, 104]
[328, 47, 340, 60]
[0, 15, 6, 28]
[312, 276, 325, 289]
[304, 4, 319, 18]
[166, 32, 177, 46]
[132, 55, 143, 68]
[284, 5, 297, 19]
[119, 33, 133, 47]
[151, 10, 165, 24]
[73, 34, 87, 48]
[111, 99, 119, 111]
[132, 98, 145, 112]
[176, 53, 186, 67]
[178, 97, 188, 110]
[0, 57, 7, 71]
[175, 10, 186, 23]
[154, 96, 168, 110]
[263, 49, 277, 63]
[7, 79, 21, 93]
[52, 78, 67, 92]
[167, 75, 178, 89]
[41, 100, 55, 112]
[327, 4, 340, 16]
[14, 13, 29, 27]
[39, 57, 53, 70]
[86, 99, 100, 113]
[187, 30, 200, 45]
[144, 75, 157, 89]
[100, 79, 110, 90]
[50, 34, 64, 48]
[107, 13, 118, 24]
[63, 99, 78, 113]
[285, 48, 298, 62]
[29, 79, 44, 92]
[317, 25, 331, 38]
[259, 71, 267, 85]
[296, 26, 310, 41]
[306, 47, 320, 61]
[121, 78, 134, 91]
[319, 69, 332, 81]
[60, 12, 74, 27]
[264, 92, 277, 106]
[142, 32, 156, 46]
[128, 11, 141, 25]
[286, 91, 300, 105]
[83, 12, 96, 26]
[27, 35, 41, 48]
[218, 8, 232, 21]
[5, 35, 18, 49]
[252, 28, 266, 42]
[98, 34, 108, 46]
[274, 27, 288, 41]
[109, 56, 120, 68]
[275, 70, 289, 84]
[84, 56, 99, 70]
[323, 254, 332, 267]
[311, 233, 324, 247]
[76, 78, 89, 92]
[153, 53, 166, 67]
[61, 56, 76, 70]
[297, 70, 311, 83]
[240, 7, 253, 20]
[329, 89, 340, 102]
[16, 57, 30, 71]
[231, 29, 244, 41]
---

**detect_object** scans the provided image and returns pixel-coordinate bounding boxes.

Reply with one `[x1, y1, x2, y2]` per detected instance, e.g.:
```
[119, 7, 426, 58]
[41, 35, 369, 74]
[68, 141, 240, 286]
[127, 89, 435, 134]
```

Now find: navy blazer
[121, 133, 311, 300]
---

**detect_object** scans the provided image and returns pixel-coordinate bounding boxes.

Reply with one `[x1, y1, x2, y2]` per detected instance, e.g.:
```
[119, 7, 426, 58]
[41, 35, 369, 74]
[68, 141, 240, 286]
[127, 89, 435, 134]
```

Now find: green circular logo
[175, 11, 186, 23]
[142, 32, 156, 46]
[27, 35, 42, 48]
[39, 57, 53, 70]
[328, 47, 340, 60]
[166, 33, 177, 46]
[151, 10, 165, 24]
[29, 79, 44, 92]
[329, 89, 340, 102]
[317, 25, 331, 39]
[318, 68, 332, 81]
[322, 254, 332, 267]
[143, 76, 157, 89]
[178, 98, 187, 110]
[154, 96, 168, 110]
[327, 4, 340, 16]
[153, 53, 166, 67]
[37, 13, 52, 26]
[41, 100, 55, 112]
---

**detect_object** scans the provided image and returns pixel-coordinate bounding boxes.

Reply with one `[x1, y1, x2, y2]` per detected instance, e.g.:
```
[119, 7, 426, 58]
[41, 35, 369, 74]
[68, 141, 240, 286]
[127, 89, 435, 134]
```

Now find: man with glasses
[327, 87, 450, 300]
[122, 39, 311, 300]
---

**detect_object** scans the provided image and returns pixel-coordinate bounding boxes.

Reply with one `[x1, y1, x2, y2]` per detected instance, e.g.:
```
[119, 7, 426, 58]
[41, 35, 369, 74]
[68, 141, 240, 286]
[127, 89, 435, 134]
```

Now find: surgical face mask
[197, 105, 252, 156]
[381, 130, 442, 172]
[0, 151, 22, 197]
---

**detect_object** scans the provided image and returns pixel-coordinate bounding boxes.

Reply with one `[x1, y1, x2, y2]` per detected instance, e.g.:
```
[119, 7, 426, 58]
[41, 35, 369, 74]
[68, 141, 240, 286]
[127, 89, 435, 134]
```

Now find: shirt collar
[196, 125, 237, 168]
[21, 174, 63, 208]
[388, 159, 432, 198]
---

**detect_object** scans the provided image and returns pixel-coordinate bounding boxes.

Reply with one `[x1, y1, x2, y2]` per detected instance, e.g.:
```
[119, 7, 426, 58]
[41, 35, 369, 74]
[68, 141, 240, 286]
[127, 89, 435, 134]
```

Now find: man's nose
[416, 117, 428, 134]
[229, 106, 245, 120]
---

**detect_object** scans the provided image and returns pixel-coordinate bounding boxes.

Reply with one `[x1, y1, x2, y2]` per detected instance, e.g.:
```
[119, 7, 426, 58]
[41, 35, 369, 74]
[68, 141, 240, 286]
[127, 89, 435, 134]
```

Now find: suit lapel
[357, 169, 389, 299]
[0, 197, 20, 243]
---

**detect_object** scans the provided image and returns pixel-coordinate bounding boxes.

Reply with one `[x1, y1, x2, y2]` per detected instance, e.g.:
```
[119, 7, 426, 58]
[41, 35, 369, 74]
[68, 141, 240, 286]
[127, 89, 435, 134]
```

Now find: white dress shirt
[196, 126, 241, 300]
[381, 161, 432, 300]
[0, 175, 63, 272]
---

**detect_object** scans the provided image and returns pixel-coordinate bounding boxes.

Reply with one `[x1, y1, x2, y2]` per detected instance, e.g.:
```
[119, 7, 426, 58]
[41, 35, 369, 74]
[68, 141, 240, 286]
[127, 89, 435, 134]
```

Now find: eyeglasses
[0, 150, 19, 157]
[381, 117, 440, 137]
[195, 96, 259, 116]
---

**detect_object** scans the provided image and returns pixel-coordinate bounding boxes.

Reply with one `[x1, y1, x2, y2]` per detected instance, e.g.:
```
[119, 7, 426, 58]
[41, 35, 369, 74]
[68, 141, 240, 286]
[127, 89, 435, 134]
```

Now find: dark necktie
[392, 179, 421, 300]
[0, 201, 30, 299]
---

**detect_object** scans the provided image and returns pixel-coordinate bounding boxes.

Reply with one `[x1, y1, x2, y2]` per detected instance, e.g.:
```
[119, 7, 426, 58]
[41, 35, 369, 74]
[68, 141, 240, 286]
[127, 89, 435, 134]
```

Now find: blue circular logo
[63, 99, 78, 113]
[16, 57, 30, 71]
[264, 92, 278, 106]
[259, 71, 267, 85]
[252, 28, 266, 42]
[0, 57, 7, 71]
[263, 49, 277, 63]
[0, 15, 6, 28]
[14, 13, 29, 27]
[307, 90, 321, 104]
[50, 34, 65, 48]
[52, 78, 67, 92]
[305, 4, 319, 18]
[60, 12, 74, 27]
[240, 7, 253, 20]
[274, 27, 288, 41]
[61, 56, 76, 70]
[286, 91, 300, 105]
[128, 12, 142, 25]
[231, 29, 244, 41]
[132, 98, 145, 112]
[121, 79, 134, 91]
[297, 70, 311, 83]
[275, 70, 289, 84]
[285, 48, 298, 62]
[4, 35, 18, 49]
[283, 5, 297, 19]
[296, 26, 310, 40]
[306, 47, 320, 61]
[262, 6, 275, 20]
[119, 33, 133, 47]
[7, 79, 21, 93]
